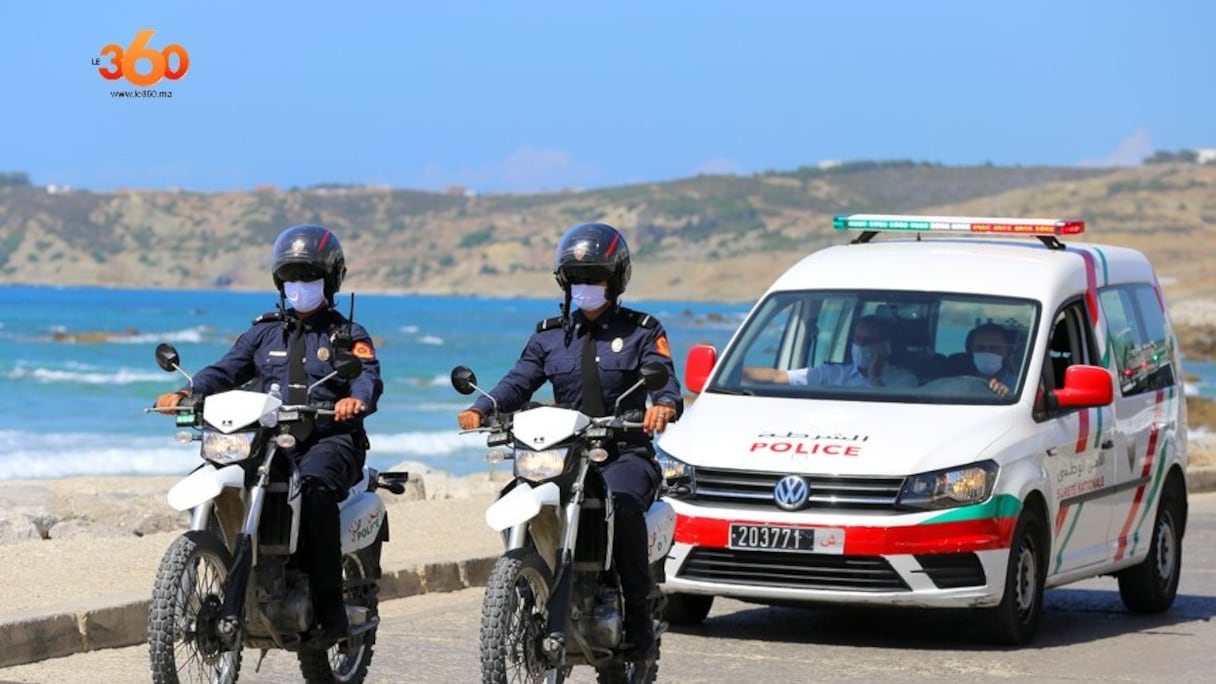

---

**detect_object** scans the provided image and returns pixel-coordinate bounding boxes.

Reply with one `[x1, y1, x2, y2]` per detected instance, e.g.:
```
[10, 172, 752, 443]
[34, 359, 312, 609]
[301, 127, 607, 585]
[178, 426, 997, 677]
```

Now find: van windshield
[709, 290, 1040, 404]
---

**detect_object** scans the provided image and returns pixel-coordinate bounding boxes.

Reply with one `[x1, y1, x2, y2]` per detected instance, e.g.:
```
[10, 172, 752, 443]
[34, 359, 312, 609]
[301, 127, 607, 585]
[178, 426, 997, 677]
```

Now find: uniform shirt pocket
[544, 356, 578, 378]
[597, 353, 638, 388]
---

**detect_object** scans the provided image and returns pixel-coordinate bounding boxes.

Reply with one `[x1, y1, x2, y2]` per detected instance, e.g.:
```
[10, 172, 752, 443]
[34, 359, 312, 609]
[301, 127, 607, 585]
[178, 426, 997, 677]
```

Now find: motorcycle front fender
[167, 463, 245, 512]
[485, 481, 560, 532]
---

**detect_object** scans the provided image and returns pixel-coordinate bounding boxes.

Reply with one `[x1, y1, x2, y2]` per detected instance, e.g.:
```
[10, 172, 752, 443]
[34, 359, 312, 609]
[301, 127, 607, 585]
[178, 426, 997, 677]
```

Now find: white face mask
[852, 343, 878, 371]
[570, 284, 609, 312]
[283, 279, 326, 313]
[973, 351, 1004, 376]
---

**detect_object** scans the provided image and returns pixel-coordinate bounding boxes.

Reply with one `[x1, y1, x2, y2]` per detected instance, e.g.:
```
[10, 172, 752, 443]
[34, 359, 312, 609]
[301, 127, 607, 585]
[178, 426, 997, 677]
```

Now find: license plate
[728, 524, 845, 554]
[729, 524, 814, 552]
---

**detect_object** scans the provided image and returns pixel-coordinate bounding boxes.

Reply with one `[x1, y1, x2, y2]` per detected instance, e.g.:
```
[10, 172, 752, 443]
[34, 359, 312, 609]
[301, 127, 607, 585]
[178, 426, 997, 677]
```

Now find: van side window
[1042, 301, 1096, 392]
[1098, 284, 1176, 395]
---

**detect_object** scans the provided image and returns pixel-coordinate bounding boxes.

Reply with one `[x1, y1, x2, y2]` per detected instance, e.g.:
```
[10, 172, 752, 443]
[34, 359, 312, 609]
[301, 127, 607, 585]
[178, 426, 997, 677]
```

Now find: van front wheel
[980, 506, 1046, 646]
[1117, 483, 1183, 613]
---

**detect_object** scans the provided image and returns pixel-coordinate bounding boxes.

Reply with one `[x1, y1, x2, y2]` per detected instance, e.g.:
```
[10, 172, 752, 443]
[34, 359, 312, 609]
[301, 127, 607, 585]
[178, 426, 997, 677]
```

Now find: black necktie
[287, 323, 308, 406]
[580, 324, 607, 417]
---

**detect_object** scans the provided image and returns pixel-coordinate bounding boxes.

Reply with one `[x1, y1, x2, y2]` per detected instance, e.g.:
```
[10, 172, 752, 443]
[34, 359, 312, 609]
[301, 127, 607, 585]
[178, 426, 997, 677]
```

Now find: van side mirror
[684, 345, 717, 394]
[1051, 365, 1114, 409]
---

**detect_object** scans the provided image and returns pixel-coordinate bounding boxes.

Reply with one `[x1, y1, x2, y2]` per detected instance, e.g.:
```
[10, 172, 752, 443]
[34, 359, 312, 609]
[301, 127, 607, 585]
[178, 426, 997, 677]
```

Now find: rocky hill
[2, 162, 1215, 304]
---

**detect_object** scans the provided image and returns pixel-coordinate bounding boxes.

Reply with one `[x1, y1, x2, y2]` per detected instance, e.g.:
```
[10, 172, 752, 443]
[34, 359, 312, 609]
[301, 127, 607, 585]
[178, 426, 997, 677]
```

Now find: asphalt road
[4, 492, 1215, 683]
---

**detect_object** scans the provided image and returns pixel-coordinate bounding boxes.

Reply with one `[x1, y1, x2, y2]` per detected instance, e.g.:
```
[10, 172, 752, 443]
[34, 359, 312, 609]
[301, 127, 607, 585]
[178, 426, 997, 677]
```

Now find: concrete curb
[3, 466, 1215, 669]
[0, 555, 500, 669]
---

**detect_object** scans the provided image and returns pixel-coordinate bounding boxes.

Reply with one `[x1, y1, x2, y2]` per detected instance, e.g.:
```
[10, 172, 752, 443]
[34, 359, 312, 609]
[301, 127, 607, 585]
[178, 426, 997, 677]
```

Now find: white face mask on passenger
[570, 284, 609, 311]
[852, 343, 879, 371]
[283, 279, 326, 313]
[973, 352, 1004, 376]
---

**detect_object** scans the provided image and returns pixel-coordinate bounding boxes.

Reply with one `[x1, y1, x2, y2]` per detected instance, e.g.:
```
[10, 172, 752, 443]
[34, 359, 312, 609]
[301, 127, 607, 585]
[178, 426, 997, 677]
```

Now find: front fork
[541, 457, 590, 662]
[216, 446, 277, 646]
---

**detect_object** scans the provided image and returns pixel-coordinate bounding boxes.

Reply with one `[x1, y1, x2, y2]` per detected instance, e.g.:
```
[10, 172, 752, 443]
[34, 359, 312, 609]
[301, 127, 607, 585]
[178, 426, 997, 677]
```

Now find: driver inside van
[742, 315, 918, 388]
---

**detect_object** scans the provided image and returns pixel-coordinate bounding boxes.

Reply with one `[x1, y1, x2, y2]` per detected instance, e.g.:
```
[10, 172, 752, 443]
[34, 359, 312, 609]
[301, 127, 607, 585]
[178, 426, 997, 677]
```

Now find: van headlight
[656, 445, 695, 486]
[897, 460, 998, 511]
[201, 431, 255, 465]
[514, 447, 569, 482]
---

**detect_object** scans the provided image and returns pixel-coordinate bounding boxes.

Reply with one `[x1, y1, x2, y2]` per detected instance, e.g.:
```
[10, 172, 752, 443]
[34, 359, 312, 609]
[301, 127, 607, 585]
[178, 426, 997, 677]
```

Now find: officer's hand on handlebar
[153, 391, 187, 414]
[457, 408, 485, 430]
[334, 397, 366, 421]
[642, 404, 677, 436]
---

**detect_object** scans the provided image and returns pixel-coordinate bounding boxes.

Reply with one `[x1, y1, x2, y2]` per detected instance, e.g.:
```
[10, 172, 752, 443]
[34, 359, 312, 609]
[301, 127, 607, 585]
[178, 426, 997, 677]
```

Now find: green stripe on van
[923, 493, 1021, 524]
[1093, 246, 1110, 286]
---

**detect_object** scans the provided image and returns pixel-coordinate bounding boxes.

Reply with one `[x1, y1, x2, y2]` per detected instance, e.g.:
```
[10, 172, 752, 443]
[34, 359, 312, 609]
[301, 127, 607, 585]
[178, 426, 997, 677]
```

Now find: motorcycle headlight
[513, 447, 569, 482]
[897, 460, 998, 511]
[656, 445, 695, 486]
[201, 431, 255, 465]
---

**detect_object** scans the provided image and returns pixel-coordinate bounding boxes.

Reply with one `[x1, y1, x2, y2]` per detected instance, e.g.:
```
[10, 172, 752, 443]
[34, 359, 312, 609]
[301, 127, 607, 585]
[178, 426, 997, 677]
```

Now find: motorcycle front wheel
[480, 548, 555, 684]
[297, 544, 381, 683]
[148, 530, 241, 684]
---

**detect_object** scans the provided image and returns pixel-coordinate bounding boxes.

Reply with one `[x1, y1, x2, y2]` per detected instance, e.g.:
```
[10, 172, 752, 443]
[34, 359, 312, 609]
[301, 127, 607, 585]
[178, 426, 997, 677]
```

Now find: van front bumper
[661, 497, 1018, 609]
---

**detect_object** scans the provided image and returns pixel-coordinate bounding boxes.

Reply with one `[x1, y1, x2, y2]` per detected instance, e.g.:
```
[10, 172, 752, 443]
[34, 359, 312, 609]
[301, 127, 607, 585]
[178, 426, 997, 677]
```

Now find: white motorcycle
[147, 343, 407, 684]
[451, 362, 676, 684]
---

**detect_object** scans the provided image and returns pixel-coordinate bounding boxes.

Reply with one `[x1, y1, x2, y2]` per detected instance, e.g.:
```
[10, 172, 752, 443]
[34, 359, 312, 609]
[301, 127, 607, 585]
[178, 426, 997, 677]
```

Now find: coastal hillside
[2, 162, 1215, 304]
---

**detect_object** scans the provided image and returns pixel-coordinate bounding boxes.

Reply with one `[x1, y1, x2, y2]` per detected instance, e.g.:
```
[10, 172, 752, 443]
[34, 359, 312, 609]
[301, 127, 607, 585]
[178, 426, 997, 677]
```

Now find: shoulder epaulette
[536, 316, 566, 333]
[252, 310, 287, 325]
[622, 308, 657, 329]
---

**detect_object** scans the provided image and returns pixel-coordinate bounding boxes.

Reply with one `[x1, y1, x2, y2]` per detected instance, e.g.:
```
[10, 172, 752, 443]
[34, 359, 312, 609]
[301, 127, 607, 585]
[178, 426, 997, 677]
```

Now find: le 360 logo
[95, 29, 189, 87]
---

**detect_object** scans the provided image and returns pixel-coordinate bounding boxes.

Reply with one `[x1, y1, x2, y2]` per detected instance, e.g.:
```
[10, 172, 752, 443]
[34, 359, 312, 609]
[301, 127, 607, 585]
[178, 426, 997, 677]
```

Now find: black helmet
[553, 222, 632, 299]
[270, 224, 346, 299]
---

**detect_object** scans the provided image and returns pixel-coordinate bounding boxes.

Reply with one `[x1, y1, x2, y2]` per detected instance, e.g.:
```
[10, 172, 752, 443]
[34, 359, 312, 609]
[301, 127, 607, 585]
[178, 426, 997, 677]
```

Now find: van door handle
[1046, 447, 1059, 457]
[1100, 439, 1114, 450]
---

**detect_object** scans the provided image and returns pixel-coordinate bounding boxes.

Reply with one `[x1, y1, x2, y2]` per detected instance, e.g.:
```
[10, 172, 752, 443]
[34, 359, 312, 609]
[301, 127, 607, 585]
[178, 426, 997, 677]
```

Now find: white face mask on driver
[570, 284, 609, 311]
[283, 279, 327, 313]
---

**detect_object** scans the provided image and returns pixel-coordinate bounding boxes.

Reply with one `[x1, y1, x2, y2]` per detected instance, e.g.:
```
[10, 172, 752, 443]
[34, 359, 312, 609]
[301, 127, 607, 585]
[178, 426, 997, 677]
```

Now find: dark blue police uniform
[186, 306, 383, 616]
[472, 304, 683, 602]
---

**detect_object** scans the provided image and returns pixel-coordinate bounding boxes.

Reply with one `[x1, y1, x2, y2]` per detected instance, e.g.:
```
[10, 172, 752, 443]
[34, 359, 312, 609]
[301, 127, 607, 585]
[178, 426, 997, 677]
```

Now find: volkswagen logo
[773, 475, 810, 511]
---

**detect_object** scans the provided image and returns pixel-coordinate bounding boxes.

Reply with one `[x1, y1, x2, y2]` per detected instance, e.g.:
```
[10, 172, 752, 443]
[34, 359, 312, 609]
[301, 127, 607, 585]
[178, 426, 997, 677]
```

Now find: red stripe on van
[1114, 389, 1164, 560]
[673, 514, 1017, 555]
[1075, 408, 1090, 455]
[1074, 248, 1101, 325]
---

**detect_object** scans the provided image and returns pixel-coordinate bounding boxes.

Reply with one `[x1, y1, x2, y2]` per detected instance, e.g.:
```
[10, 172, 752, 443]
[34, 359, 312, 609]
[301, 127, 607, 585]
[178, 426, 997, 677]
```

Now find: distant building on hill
[1197, 148, 1216, 165]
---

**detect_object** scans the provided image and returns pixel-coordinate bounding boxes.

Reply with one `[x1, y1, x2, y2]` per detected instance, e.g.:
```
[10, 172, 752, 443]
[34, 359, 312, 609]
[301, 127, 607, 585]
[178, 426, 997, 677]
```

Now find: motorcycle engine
[575, 584, 623, 650]
[259, 563, 313, 634]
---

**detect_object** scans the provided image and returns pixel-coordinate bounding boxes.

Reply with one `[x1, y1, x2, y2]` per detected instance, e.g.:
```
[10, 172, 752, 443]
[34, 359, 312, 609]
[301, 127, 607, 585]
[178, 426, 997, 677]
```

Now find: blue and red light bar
[833, 214, 1085, 236]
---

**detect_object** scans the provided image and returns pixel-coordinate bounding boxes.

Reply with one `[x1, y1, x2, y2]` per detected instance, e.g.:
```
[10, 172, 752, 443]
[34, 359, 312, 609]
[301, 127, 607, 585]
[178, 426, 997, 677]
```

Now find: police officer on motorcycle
[457, 222, 683, 657]
[155, 224, 383, 645]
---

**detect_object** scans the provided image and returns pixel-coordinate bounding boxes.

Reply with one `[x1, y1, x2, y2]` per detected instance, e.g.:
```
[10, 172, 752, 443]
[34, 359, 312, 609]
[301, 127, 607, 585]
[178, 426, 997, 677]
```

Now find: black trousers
[294, 432, 363, 600]
[600, 448, 661, 605]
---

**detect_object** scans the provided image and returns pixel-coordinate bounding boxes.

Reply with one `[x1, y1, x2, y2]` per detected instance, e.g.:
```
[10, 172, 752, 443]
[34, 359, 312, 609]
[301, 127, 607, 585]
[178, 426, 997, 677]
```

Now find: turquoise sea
[0, 285, 752, 479]
[4, 285, 1213, 480]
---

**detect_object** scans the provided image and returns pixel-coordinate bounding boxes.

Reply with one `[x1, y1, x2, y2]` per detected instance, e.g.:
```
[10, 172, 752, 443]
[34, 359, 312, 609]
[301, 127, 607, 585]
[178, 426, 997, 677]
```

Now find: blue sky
[1, 1, 1212, 193]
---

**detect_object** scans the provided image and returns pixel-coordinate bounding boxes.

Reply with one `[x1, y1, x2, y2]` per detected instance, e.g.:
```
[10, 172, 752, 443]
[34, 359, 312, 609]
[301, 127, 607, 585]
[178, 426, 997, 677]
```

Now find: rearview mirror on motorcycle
[639, 361, 669, 391]
[450, 365, 477, 395]
[305, 354, 364, 399]
[611, 361, 670, 416]
[155, 342, 194, 390]
[331, 351, 363, 380]
[155, 343, 180, 373]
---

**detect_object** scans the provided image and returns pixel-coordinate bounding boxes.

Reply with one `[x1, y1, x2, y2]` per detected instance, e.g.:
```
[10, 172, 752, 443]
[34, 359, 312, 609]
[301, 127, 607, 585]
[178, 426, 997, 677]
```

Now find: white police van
[657, 214, 1189, 644]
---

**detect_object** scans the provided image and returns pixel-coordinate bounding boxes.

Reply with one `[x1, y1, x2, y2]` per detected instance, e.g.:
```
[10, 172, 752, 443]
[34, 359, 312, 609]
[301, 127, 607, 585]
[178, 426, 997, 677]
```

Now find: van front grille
[691, 467, 905, 511]
[678, 547, 909, 592]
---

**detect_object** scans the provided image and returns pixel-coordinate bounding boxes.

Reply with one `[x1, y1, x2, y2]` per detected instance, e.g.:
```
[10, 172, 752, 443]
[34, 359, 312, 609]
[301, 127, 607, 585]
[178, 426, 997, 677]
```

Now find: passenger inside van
[742, 315, 918, 388]
[943, 323, 1018, 397]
